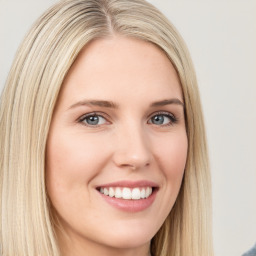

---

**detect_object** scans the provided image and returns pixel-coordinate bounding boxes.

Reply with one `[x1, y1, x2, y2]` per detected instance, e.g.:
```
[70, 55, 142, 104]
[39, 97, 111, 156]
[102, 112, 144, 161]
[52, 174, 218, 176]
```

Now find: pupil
[88, 116, 99, 125]
[153, 115, 164, 124]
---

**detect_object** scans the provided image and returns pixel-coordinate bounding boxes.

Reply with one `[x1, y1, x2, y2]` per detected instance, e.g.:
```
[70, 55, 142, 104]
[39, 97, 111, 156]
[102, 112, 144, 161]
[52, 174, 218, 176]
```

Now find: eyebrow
[68, 98, 184, 110]
[150, 99, 184, 107]
[69, 100, 118, 109]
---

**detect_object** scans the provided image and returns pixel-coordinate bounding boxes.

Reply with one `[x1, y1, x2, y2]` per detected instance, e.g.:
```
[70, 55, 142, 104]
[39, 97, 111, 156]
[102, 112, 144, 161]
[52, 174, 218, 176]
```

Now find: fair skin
[46, 36, 187, 256]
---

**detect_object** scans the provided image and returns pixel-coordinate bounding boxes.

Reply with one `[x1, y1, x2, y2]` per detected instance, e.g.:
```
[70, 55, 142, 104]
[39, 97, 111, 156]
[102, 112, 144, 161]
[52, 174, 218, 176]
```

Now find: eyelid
[77, 111, 111, 126]
[148, 111, 178, 126]
[77, 110, 178, 127]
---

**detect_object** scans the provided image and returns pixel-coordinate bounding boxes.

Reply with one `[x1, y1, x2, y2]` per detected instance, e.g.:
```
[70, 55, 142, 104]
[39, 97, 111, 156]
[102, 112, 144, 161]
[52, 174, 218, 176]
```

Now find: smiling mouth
[97, 187, 154, 200]
[96, 181, 158, 212]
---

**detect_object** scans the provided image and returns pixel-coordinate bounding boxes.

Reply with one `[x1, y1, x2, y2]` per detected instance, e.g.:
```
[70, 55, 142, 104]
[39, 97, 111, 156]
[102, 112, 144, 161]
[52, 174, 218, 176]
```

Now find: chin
[99, 225, 156, 249]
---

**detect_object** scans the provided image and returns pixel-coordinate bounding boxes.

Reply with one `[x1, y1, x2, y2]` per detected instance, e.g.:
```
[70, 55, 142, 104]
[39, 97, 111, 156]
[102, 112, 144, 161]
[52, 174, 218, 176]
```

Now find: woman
[0, 0, 213, 255]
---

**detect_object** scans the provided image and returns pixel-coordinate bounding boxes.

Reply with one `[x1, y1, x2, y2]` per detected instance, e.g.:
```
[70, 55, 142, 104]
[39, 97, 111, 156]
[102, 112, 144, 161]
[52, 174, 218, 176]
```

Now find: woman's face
[46, 36, 187, 255]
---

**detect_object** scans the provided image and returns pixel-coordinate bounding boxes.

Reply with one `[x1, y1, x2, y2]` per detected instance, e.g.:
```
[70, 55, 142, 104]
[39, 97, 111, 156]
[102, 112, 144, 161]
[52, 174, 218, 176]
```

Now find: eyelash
[78, 111, 178, 127]
[78, 112, 109, 127]
[148, 111, 178, 127]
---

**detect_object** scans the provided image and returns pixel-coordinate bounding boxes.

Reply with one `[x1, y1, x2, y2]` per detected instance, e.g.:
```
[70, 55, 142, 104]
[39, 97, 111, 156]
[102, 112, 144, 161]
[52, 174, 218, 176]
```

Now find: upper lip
[96, 180, 159, 189]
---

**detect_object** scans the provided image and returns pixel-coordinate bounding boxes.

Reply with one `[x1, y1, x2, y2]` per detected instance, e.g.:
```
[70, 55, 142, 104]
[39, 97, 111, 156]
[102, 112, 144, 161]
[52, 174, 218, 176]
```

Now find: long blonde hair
[0, 0, 213, 255]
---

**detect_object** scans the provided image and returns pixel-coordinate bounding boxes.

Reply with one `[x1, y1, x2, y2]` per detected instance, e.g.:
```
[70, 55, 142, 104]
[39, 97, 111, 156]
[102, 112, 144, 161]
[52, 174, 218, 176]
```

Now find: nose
[112, 124, 152, 170]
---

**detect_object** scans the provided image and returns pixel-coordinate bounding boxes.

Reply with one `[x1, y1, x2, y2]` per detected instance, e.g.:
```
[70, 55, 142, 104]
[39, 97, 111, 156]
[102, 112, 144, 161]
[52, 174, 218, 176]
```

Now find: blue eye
[80, 114, 107, 126]
[149, 113, 177, 126]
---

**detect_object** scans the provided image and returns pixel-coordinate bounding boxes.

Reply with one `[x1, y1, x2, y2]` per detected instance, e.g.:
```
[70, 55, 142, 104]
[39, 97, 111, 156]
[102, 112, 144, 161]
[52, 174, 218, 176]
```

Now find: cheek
[154, 130, 187, 184]
[148, 130, 187, 226]
[46, 131, 105, 178]
[45, 130, 110, 204]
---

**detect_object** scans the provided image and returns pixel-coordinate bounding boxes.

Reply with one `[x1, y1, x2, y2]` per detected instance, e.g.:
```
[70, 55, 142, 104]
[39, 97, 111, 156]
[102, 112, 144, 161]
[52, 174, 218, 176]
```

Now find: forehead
[58, 36, 182, 107]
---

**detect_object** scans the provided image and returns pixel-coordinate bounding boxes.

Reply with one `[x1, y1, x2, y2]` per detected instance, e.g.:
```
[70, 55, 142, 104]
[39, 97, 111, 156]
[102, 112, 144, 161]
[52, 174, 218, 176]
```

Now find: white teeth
[141, 188, 146, 199]
[131, 188, 141, 199]
[109, 187, 115, 197]
[99, 187, 153, 200]
[146, 187, 152, 198]
[103, 188, 109, 196]
[115, 187, 122, 198]
[122, 188, 132, 199]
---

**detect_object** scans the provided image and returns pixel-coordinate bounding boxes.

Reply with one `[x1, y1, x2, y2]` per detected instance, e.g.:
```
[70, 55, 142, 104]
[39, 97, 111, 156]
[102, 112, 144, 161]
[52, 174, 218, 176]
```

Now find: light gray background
[0, 0, 255, 255]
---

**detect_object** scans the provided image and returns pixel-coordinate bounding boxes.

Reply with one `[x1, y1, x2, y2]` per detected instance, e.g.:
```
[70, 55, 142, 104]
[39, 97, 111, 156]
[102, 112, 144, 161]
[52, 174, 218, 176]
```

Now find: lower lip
[98, 189, 157, 213]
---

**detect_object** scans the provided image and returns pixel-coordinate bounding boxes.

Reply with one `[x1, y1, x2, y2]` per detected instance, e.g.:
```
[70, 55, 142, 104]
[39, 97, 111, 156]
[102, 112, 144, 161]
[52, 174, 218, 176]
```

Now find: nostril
[113, 152, 151, 170]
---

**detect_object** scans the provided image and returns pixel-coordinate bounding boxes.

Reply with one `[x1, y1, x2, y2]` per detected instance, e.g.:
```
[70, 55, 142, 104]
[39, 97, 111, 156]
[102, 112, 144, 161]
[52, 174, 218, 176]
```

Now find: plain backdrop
[0, 0, 255, 255]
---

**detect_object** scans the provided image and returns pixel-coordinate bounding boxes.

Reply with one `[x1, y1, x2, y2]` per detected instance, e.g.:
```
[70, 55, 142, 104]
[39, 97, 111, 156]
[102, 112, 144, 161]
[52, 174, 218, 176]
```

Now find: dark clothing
[243, 243, 256, 256]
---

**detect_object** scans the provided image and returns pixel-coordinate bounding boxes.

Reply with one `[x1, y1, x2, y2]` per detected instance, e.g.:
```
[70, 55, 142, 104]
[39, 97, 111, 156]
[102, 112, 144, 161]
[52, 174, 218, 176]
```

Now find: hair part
[0, 0, 213, 255]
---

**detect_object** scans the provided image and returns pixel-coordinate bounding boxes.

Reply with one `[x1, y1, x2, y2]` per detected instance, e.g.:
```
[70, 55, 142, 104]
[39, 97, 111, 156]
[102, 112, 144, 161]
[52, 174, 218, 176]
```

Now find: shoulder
[242, 243, 256, 256]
